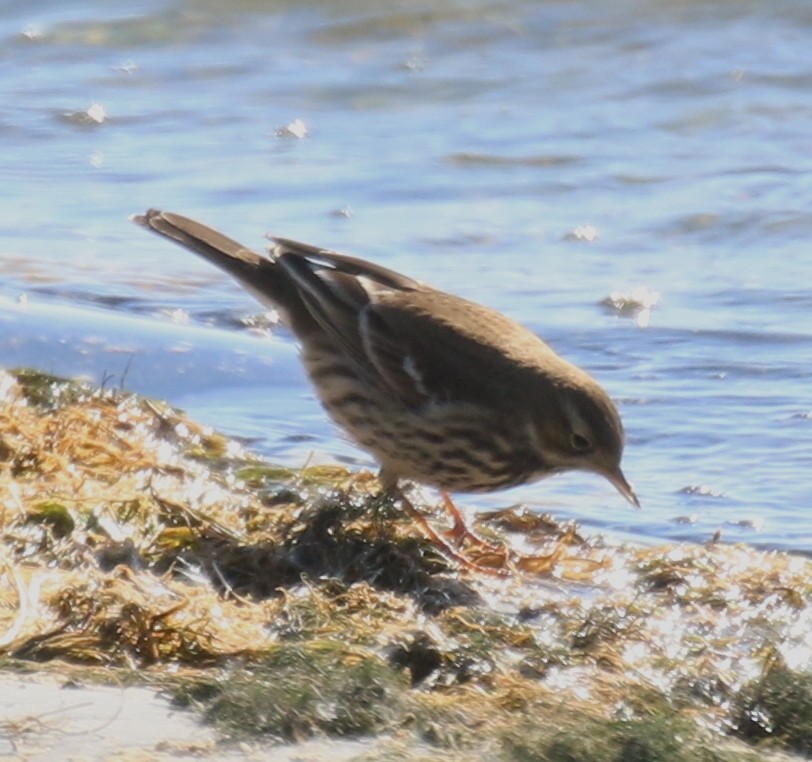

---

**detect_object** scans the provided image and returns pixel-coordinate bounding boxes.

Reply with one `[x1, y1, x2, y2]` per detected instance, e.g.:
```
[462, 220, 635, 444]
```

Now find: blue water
[1, 0, 811, 551]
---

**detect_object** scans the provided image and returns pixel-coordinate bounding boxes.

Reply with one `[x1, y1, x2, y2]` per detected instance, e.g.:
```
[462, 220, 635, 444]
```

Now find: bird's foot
[390, 487, 509, 577]
[408, 504, 512, 577]
[392, 487, 599, 578]
[438, 492, 505, 553]
[437, 493, 577, 576]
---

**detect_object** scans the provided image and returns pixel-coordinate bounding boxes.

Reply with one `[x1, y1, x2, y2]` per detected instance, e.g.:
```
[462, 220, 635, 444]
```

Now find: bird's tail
[132, 209, 297, 316]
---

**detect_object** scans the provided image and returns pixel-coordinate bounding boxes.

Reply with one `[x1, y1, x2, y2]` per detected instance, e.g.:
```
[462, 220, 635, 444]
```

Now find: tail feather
[133, 209, 298, 317]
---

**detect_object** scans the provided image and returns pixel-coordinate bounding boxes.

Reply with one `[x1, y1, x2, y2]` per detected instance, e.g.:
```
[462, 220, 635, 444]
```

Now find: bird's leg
[389, 485, 509, 577]
[380, 473, 563, 577]
[438, 493, 590, 577]
[439, 492, 504, 553]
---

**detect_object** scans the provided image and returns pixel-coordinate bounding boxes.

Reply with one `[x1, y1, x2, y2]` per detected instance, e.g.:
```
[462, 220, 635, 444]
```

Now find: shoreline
[1, 367, 810, 761]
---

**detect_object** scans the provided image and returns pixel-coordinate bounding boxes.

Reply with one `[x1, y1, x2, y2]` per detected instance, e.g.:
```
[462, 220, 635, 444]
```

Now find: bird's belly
[304, 357, 546, 492]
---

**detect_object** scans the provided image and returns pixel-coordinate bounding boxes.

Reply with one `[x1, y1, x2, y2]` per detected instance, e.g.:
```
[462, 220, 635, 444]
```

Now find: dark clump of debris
[1, 368, 811, 761]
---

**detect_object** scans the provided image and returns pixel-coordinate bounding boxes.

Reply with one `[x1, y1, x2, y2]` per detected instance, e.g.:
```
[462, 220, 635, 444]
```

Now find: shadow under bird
[134, 210, 638, 546]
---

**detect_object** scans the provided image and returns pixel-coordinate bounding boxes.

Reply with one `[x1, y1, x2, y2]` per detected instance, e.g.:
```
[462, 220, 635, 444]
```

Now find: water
[1, 0, 810, 552]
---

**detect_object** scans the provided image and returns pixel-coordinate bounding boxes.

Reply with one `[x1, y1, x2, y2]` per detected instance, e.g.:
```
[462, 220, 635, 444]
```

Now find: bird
[133, 209, 638, 568]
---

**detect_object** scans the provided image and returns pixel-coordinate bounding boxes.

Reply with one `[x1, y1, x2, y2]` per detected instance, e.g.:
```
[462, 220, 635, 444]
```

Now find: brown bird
[134, 210, 638, 563]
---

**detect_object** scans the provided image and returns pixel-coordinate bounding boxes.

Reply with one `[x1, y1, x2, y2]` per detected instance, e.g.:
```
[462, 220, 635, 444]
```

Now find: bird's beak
[603, 467, 640, 508]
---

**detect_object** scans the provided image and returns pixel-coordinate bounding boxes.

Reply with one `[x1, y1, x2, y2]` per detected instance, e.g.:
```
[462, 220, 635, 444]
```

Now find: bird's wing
[363, 290, 546, 409]
[271, 238, 427, 401]
[271, 237, 420, 290]
[273, 238, 555, 410]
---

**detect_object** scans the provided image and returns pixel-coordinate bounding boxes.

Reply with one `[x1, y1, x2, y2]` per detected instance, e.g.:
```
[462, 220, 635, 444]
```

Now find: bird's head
[529, 373, 639, 507]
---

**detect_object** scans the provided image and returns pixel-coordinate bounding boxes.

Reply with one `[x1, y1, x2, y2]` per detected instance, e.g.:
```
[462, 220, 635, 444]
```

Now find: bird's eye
[570, 432, 592, 453]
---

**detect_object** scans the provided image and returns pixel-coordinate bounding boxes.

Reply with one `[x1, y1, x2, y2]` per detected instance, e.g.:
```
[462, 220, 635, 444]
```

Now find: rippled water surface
[2, 0, 811, 550]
